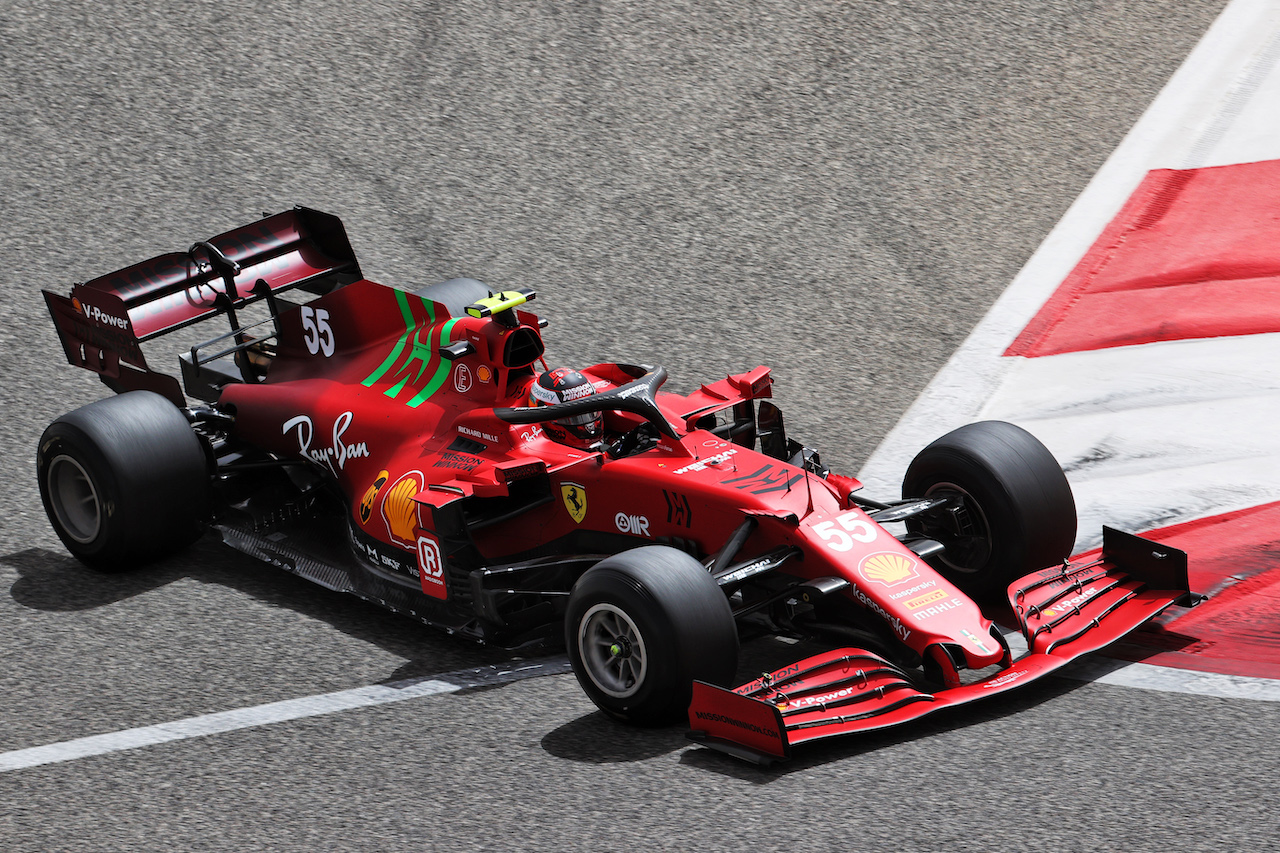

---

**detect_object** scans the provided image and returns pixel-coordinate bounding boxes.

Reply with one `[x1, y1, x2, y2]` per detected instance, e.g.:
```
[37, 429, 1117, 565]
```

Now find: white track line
[983, 334, 1280, 550]
[5, 645, 1275, 775]
[0, 657, 570, 774]
[1181, 15, 1280, 168]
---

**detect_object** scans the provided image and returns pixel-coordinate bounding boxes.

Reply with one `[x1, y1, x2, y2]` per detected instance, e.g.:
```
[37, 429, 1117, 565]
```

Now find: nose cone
[797, 506, 1004, 663]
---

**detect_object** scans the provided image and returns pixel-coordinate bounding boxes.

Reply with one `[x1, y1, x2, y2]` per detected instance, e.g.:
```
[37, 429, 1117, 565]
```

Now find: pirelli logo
[905, 589, 949, 610]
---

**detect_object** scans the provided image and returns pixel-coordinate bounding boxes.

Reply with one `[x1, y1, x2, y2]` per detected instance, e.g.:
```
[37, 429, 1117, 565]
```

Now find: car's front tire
[566, 546, 738, 726]
[902, 420, 1076, 601]
[37, 391, 213, 570]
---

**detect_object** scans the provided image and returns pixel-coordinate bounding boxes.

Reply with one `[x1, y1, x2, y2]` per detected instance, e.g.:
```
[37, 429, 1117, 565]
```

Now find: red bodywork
[44, 208, 1196, 762]
[689, 550, 1189, 762]
[217, 276, 1010, 666]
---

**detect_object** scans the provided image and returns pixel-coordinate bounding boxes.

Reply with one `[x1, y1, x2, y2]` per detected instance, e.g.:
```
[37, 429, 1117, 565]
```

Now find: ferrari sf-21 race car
[38, 207, 1196, 763]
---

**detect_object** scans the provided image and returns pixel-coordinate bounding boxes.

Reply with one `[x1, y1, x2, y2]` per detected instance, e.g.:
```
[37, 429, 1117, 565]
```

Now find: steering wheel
[607, 421, 659, 459]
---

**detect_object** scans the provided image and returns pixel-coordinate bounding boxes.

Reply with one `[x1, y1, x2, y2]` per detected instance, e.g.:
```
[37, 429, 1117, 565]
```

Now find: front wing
[687, 527, 1197, 763]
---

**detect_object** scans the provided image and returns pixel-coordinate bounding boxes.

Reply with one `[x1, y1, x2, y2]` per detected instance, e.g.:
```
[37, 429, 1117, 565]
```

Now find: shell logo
[381, 470, 424, 547]
[857, 552, 920, 587]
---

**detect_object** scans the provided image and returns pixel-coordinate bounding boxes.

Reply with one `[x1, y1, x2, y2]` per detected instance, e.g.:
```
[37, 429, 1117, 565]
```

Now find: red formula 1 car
[37, 208, 1196, 763]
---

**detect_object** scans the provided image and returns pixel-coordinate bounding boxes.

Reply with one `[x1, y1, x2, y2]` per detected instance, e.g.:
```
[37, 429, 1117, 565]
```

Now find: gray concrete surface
[5, 2, 1267, 851]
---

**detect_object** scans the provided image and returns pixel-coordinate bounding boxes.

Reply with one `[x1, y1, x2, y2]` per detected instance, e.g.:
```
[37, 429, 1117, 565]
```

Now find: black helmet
[530, 368, 603, 448]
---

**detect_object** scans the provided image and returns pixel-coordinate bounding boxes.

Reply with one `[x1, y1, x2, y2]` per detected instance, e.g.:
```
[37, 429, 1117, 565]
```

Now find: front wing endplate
[687, 529, 1195, 763]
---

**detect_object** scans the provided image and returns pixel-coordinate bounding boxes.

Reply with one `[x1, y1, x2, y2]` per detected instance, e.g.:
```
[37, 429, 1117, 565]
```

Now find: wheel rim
[923, 482, 991, 575]
[47, 454, 102, 545]
[577, 602, 648, 699]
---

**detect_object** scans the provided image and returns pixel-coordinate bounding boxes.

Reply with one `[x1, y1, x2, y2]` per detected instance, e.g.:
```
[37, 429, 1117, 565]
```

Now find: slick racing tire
[37, 391, 213, 571]
[566, 546, 738, 726]
[902, 420, 1076, 601]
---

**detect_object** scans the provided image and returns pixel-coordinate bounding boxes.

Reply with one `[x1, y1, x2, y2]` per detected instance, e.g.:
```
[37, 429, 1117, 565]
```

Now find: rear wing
[43, 207, 361, 405]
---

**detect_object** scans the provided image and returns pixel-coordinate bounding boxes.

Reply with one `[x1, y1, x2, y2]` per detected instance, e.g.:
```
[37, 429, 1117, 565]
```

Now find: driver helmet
[529, 368, 603, 448]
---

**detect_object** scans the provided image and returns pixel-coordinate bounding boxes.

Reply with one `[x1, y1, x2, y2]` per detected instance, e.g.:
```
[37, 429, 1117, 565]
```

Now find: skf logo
[359, 470, 390, 524]
[561, 482, 587, 524]
[857, 552, 920, 587]
[615, 513, 650, 537]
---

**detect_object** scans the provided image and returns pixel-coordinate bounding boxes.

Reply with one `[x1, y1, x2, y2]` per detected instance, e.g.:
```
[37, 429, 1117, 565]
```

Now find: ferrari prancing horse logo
[561, 482, 587, 524]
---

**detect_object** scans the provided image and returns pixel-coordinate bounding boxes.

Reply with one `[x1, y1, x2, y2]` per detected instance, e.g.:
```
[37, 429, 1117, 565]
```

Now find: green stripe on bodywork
[385, 321, 437, 400]
[361, 290, 418, 387]
[406, 318, 458, 407]
[384, 373, 412, 398]
[361, 291, 456, 408]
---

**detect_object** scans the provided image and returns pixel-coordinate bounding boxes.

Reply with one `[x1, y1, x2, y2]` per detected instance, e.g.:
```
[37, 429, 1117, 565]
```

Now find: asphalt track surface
[3, 2, 1273, 851]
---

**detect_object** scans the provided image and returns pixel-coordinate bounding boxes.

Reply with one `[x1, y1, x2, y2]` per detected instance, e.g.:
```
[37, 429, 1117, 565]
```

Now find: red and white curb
[861, 0, 1280, 693]
[1003, 629, 1280, 702]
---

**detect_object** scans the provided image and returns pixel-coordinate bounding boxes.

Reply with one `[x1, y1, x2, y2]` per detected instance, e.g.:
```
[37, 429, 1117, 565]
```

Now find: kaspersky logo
[72, 296, 130, 330]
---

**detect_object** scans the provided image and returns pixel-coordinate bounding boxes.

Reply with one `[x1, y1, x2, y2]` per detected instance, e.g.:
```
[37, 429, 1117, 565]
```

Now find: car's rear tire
[566, 546, 738, 726]
[37, 391, 213, 571]
[902, 420, 1076, 601]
